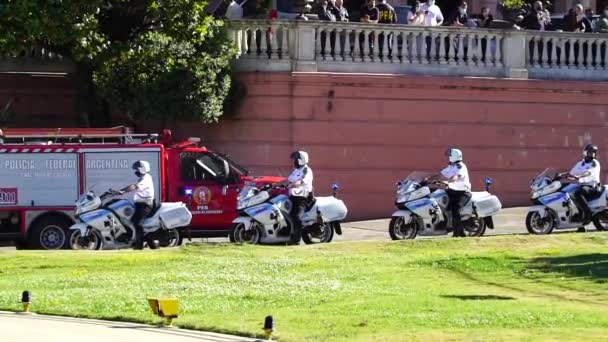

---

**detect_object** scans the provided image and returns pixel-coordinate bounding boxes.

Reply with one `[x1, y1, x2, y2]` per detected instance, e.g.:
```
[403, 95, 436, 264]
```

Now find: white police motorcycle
[526, 168, 608, 234]
[230, 184, 348, 245]
[389, 172, 502, 240]
[69, 188, 192, 250]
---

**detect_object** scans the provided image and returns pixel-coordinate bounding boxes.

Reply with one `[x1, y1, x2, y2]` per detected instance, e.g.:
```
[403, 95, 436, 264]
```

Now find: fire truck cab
[0, 127, 284, 249]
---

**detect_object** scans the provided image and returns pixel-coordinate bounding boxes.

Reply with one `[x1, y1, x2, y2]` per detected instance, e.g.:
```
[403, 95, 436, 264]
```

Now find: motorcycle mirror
[332, 183, 340, 197]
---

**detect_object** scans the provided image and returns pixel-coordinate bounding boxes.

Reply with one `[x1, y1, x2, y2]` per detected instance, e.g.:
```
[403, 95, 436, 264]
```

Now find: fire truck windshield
[213, 152, 250, 176]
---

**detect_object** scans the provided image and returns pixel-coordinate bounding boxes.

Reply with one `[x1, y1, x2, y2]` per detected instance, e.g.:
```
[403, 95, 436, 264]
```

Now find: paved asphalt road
[0, 311, 257, 342]
[1, 207, 599, 250]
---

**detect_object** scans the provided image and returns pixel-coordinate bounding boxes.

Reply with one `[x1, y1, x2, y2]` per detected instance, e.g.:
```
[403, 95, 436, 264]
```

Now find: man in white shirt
[124, 160, 155, 249]
[419, 0, 443, 61]
[287, 151, 314, 243]
[435, 148, 471, 237]
[420, 0, 443, 27]
[564, 144, 601, 226]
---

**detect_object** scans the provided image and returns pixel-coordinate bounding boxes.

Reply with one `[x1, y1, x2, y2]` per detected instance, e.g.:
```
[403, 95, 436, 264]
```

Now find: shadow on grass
[528, 253, 608, 283]
[440, 295, 515, 301]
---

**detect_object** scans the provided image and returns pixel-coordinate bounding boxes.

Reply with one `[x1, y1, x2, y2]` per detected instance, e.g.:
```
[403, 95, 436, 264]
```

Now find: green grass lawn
[1, 234, 608, 341]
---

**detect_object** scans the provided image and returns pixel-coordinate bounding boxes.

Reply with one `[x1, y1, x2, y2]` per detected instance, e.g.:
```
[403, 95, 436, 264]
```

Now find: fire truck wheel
[29, 216, 72, 250]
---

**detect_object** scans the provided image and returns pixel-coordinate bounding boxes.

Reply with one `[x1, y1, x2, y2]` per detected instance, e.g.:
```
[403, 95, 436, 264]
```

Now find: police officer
[565, 144, 600, 228]
[376, 0, 397, 59]
[123, 160, 155, 249]
[437, 148, 471, 237]
[287, 151, 314, 243]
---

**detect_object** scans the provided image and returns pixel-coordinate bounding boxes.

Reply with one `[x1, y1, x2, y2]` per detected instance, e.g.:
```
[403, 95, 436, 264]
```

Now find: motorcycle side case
[158, 204, 193, 229]
[473, 194, 502, 217]
[312, 196, 348, 222]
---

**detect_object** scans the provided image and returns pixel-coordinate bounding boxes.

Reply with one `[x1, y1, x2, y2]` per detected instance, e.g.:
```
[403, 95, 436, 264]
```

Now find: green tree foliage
[0, 0, 236, 125]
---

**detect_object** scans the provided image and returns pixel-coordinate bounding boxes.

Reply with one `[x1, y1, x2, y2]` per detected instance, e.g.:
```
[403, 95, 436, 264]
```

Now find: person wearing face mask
[431, 148, 471, 238]
[562, 144, 601, 230]
[287, 151, 314, 243]
[123, 160, 155, 249]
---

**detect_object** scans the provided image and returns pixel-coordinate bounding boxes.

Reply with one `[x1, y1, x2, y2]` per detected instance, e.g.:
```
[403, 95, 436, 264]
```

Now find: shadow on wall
[528, 253, 608, 283]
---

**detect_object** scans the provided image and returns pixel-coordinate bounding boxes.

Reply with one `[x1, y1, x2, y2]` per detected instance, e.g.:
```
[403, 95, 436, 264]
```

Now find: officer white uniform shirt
[441, 162, 471, 192]
[288, 166, 314, 197]
[570, 160, 601, 185]
[420, 2, 444, 26]
[134, 173, 155, 204]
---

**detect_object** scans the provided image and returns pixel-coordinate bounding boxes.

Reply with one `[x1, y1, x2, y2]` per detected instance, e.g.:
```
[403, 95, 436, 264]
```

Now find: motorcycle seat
[587, 185, 605, 200]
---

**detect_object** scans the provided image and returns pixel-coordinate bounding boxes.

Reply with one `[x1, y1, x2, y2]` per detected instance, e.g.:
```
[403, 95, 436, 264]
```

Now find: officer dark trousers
[446, 189, 471, 237]
[132, 202, 152, 249]
[289, 196, 307, 242]
[573, 185, 596, 223]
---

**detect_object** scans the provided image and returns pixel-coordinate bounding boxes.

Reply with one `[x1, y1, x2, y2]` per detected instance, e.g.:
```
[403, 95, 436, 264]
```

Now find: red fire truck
[0, 127, 284, 249]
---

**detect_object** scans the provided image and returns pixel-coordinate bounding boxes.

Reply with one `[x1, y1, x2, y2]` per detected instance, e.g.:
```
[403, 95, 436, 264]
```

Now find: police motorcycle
[69, 187, 193, 250]
[389, 172, 502, 240]
[526, 168, 608, 234]
[230, 183, 348, 245]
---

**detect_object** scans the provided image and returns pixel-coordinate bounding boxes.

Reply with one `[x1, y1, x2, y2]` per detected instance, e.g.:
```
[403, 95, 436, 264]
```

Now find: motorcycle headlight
[237, 198, 249, 210]
[396, 192, 410, 204]
[531, 190, 541, 200]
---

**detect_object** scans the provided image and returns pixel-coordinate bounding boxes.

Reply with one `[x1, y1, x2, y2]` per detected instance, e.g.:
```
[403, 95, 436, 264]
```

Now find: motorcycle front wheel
[69, 230, 102, 250]
[389, 217, 418, 240]
[232, 223, 262, 244]
[526, 211, 556, 235]
[302, 222, 335, 244]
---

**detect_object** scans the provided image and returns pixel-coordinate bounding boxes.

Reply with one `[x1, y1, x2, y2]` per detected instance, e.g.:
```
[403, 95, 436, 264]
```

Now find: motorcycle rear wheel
[389, 217, 418, 240]
[302, 222, 335, 244]
[464, 218, 486, 237]
[158, 229, 183, 247]
[592, 214, 608, 231]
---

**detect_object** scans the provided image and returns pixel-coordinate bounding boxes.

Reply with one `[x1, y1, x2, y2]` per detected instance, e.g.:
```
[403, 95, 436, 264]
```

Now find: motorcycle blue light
[184, 188, 193, 195]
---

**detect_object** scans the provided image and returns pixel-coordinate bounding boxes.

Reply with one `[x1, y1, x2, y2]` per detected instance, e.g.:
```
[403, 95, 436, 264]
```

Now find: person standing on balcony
[448, 1, 469, 61]
[331, 0, 350, 58]
[522, 1, 550, 31]
[359, 0, 380, 59]
[408, 1, 425, 25]
[318, 0, 338, 58]
[598, 6, 608, 33]
[476, 7, 495, 63]
[420, 0, 443, 61]
[408, 1, 425, 60]
[377, 0, 397, 60]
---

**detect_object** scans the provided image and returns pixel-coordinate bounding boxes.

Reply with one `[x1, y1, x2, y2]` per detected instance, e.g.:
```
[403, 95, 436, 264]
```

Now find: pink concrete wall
[166, 72, 608, 221]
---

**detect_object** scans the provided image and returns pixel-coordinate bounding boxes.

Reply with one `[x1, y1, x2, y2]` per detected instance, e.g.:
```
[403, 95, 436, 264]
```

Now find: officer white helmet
[446, 148, 463, 164]
[290, 151, 309, 167]
[132, 160, 151, 176]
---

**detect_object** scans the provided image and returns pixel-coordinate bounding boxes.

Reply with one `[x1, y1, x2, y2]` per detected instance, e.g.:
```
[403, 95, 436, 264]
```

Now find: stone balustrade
[229, 19, 608, 81]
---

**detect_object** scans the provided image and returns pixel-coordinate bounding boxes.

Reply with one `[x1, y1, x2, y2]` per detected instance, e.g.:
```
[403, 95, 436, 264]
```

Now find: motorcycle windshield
[404, 171, 434, 183]
[399, 171, 433, 193]
[532, 168, 559, 188]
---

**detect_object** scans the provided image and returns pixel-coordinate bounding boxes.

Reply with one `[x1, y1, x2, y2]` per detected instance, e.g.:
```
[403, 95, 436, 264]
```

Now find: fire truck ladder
[0, 127, 159, 145]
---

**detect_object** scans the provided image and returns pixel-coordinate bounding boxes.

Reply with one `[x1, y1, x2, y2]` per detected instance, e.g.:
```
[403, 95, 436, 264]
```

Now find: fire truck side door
[178, 151, 238, 229]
